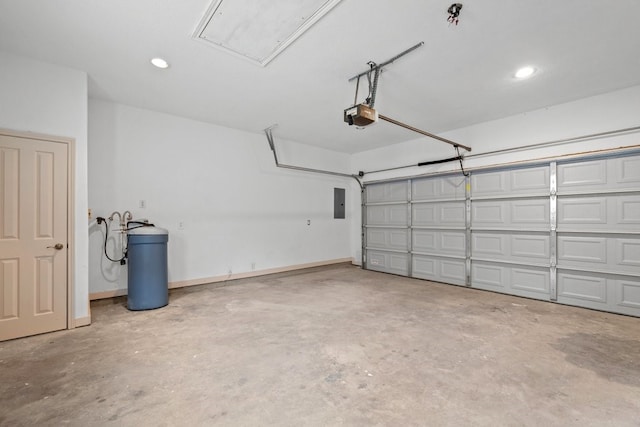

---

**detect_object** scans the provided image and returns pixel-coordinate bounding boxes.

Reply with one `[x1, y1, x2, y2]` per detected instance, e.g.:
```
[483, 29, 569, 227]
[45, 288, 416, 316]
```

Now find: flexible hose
[96, 217, 127, 263]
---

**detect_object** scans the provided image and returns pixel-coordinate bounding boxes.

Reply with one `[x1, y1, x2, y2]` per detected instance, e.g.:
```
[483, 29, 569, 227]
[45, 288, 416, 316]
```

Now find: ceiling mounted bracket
[348, 42, 424, 82]
[344, 41, 471, 153]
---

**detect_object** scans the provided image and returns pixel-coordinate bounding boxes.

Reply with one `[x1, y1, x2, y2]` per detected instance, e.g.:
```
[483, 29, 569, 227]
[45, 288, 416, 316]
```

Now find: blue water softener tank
[127, 226, 169, 310]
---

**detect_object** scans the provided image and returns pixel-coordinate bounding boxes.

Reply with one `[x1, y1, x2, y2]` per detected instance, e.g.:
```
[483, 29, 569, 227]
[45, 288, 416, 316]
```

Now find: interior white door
[0, 133, 68, 341]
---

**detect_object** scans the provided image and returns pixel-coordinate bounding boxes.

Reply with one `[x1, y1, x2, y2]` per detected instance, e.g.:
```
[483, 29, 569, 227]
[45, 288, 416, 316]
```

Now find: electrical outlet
[139, 200, 146, 208]
[178, 221, 184, 230]
[307, 219, 311, 225]
[251, 262, 256, 270]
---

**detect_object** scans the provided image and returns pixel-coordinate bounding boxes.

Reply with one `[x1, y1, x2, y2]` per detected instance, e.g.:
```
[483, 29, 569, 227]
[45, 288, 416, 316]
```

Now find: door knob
[47, 243, 65, 250]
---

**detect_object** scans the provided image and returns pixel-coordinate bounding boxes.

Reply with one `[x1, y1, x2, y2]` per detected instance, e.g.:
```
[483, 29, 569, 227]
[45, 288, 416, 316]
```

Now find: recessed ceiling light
[515, 66, 536, 79]
[150, 57, 169, 69]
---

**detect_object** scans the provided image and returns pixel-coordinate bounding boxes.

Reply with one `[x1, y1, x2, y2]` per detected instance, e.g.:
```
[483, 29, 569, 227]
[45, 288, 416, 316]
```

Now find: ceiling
[1, 0, 639, 154]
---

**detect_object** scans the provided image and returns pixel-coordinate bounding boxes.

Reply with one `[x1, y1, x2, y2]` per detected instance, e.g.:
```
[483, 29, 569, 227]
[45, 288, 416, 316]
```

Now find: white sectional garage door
[555, 155, 640, 316]
[470, 165, 552, 301]
[363, 151, 640, 317]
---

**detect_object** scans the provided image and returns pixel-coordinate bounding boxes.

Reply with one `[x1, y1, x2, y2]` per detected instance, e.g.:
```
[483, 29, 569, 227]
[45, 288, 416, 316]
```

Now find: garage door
[470, 165, 551, 301]
[364, 181, 410, 276]
[555, 155, 640, 316]
[363, 151, 640, 317]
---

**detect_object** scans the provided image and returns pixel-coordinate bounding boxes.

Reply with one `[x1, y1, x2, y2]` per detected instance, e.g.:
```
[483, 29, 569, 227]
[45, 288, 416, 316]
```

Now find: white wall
[350, 84, 640, 261]
[88, 100, 354, 295]
[6, 49, 638, 307]
[353, 85, 640, 179]
[0, 51, 89, 321]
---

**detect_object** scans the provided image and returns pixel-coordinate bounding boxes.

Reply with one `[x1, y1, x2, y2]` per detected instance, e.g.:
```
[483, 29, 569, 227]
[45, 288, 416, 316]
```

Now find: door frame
[1, 128, 76, 329]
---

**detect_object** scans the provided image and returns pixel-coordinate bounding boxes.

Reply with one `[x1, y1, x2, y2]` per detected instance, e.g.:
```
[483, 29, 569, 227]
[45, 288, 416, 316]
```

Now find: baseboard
[89, 258, 353, 301]
[72, 315, 91, 328]
[90, 288, 127, 301]
[168, 258, 353, 289]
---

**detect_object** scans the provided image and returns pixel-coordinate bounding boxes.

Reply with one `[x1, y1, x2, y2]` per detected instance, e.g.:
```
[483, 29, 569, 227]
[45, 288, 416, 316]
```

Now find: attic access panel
[193, 0, 343, 66]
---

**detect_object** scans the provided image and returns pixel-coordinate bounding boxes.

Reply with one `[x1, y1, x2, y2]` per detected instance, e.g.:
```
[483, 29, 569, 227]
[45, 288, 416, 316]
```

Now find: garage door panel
[413, 230, 465, 257]
[511, 268, 549, 294]
[412, 203, 436, 226]
[441, 232, 466, 255]
[558, 159, 607, 190]
[557, 235, 640, 275]
[472, 232, 549, 264]
[618, 238, 640, 267]
[511, 234, 549, 260]
[558, 272, 607, 303]
[472, 233, 504, 256]
[558, 271, 640, 315]
[472, 171, 506, 197]
[558, 195, 640, 231]
[440, 203, 466, 226]
[366, 250, 408, 275]
[412, 230, 437, 252]
[472, 165, 548, 197]
[440, 259, 466, 284]
[472, 262, 505, 289]
[366, 204, 407, 226]
[511, 200, 549, 225]
[558, 197, 607, 225]
[558, 236, 607, 264]
[412, 255, 465, 285]
[558, 154, 640, 193]
[412, 176, 465, 201]
[472, 202, 505, 225]
[413, 202, 465, 227]
[618, 280, 640, 309]
[473, 261, 550, 299]
[366, 182, 407, 203]
[412, 256, 436, 278]
[511, 167, 549, 192]
[618, 197, 640, 224]
[473, 199, 549, 230]
[412, 178, 438, 200]
[366, 228, 408, 251]
[619, 156, 640, 184]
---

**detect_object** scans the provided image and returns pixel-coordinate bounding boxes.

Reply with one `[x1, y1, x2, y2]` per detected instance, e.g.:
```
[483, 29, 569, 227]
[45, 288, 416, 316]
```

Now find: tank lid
[127, 226, 168, 235]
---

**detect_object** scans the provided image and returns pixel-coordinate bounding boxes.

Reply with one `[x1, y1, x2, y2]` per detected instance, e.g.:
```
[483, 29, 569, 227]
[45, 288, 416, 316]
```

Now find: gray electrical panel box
[334, 188, 345, 219]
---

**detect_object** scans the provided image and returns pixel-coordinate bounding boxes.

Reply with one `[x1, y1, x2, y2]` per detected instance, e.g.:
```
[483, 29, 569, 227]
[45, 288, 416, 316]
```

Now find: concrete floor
[1, 264, 639, 426]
